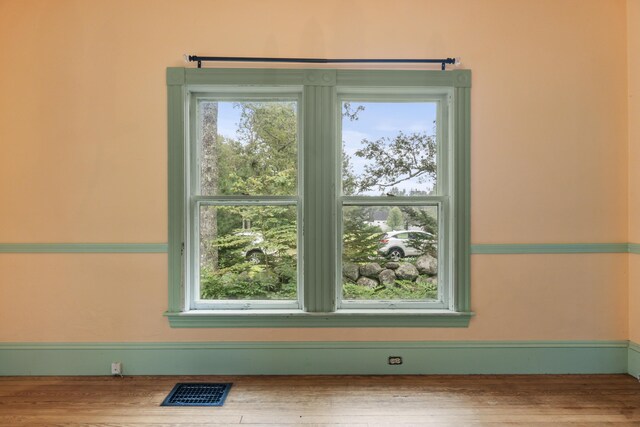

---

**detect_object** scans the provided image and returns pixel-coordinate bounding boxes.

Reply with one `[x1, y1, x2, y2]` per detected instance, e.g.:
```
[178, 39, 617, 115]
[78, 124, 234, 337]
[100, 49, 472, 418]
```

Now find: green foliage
[342, 153, 358, 196]
[234, 102, 298, 195]
[342, 102, 365, 122]
[342, 206, 384, 263]
[343, 278, 437, 300]
[203, 99, 441, 301]
[385, 207, 404, 231]
[199, 101, 299, 300]
[216, 102, 297, 196]
[215, 203, 243, 240]
[202, 207, 297, 299]
[401, 207, 438, 257]
[201, 266, 297, 300]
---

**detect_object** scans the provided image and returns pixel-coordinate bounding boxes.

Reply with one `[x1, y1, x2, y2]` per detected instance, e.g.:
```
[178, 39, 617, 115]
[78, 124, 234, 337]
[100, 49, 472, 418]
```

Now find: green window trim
[164, 310, 474, 328]
[167, 67, 472, 327]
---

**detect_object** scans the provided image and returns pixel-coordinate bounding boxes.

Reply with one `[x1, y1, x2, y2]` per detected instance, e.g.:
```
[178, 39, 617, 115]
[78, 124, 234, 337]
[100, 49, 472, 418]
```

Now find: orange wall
[0, 0, 631, 342]
[629, 0, 640, 344]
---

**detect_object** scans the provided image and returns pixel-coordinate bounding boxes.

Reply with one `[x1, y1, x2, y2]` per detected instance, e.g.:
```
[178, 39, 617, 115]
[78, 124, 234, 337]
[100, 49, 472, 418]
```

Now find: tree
[340, 103, 440, 263]
[203, 99, 440, 298]
[401, 207, 438, 257]
[343, 206, 384, 263]
[200, 101, 299, 300]
[353, 130, 437, 195]
[342, 153, 358, 196]
[340, 101, 384, 261]
[386, 207, 404, 231]
[234, 102, 298, 195]
[342, 101, 365, 121]
[342, 109, 439, 260]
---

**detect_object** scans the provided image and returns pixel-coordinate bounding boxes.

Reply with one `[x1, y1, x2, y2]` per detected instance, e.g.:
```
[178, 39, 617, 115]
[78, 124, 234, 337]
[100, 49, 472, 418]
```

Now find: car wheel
[246, 250, 264, 264]
[387, 247, 404, 261]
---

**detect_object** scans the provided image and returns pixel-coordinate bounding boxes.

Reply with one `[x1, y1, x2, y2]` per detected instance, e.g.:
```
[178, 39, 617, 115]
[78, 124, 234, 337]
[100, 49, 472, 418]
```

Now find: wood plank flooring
[0, 375, 639, 426]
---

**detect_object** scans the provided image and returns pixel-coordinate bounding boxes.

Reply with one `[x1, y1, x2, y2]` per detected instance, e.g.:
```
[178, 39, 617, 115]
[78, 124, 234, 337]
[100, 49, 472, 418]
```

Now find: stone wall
[343, 255, 438, 289]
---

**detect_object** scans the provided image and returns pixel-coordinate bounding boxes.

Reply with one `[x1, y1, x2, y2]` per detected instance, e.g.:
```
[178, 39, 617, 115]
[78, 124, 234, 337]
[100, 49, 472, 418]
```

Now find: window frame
[165, 67, 472, 328]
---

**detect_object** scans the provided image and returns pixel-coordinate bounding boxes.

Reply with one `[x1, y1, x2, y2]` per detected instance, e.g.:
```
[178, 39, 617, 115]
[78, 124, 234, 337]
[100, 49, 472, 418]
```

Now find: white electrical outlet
[111, 362, 122, 376]
[388, 356, 403, 365]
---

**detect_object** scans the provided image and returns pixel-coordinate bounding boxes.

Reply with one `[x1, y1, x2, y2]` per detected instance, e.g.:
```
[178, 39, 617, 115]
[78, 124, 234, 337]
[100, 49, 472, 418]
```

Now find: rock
[385, 262, 400, 270]
[378, 269, 397, 288]
[356, 276, 378, 288]
[359, 262, 383, 278]
[395, 263, 419, 281]
[342, 263, 360, 282]
[415, 255, 438, 275]
[416, 275, 437, 285]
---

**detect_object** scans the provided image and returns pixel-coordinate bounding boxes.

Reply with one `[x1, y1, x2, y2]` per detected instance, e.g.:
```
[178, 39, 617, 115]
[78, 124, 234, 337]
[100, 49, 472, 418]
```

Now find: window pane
[199, 205, 297, 301]
[342, 205, 438, 301]
[198, 100, 298, 196]
[341, 101, 437, 196]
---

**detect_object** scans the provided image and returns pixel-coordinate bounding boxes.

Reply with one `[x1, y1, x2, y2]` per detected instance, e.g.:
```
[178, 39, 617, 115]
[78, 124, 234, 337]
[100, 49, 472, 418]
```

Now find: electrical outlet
[111, 362, 122, 376]
[388, 356, 403, 365]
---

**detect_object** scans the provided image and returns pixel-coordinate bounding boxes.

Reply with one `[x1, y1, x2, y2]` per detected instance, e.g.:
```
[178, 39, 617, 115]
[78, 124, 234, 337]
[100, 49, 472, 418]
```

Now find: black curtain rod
[186, 55, 459, 70]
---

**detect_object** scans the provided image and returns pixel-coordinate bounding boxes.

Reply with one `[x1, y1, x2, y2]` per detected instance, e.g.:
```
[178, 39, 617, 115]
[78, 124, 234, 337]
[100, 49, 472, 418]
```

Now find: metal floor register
[161, 383, 232, 407]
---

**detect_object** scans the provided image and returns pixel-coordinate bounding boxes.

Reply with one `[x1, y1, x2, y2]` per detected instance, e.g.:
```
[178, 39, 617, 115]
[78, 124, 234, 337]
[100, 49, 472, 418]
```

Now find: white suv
[378, 230, 434, 261]
[237, 231, 272, 263]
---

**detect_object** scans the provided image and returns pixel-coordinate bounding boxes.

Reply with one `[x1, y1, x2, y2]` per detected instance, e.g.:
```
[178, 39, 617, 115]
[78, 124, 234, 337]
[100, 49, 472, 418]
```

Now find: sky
[217, 102, 249, 140]
[215, 100, 438, 195]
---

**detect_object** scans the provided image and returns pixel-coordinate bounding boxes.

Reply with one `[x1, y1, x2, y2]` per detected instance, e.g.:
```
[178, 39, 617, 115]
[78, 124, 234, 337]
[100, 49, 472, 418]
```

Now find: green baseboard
[629, 342, 640, 378]
[0, 341, 629, 376]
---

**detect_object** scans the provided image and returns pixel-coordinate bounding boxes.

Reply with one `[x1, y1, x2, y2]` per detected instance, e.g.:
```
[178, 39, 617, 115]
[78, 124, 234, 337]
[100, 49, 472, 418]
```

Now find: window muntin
[337, 92, 452, 310]
[187, 92, 302, 310]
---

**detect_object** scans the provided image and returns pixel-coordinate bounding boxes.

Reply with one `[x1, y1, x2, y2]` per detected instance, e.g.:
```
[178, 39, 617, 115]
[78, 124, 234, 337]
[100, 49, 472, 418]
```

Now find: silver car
[378, 230, 434, 261]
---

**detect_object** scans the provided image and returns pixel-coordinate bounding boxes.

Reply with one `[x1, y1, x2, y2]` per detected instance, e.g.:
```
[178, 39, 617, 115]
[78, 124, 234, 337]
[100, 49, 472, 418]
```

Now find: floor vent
[161, 383, 232, 407]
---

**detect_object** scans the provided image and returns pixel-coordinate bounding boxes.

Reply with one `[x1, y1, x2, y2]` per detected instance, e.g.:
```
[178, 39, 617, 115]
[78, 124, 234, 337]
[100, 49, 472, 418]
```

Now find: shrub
[343, 278, 437, 300]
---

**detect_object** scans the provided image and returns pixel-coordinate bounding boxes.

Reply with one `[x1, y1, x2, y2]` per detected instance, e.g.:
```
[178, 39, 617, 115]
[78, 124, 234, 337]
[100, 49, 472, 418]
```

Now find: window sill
[164, 309, 474, 328]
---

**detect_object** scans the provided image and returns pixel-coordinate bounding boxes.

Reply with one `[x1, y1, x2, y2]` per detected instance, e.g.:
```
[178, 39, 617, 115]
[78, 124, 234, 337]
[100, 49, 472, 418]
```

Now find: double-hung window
[166, 68, 471, 327]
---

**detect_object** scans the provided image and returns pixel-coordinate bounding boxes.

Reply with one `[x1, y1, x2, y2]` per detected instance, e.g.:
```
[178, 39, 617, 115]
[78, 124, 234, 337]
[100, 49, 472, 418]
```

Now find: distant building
[367, 211, 390, 232]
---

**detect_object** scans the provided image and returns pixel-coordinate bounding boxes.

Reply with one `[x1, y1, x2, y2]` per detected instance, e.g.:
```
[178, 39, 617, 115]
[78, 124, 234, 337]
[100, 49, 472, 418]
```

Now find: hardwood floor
[0, 375, 639, 426]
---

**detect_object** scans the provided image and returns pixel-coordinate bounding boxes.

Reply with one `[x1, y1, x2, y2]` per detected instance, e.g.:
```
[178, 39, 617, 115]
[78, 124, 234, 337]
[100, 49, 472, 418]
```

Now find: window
[339, 95, 448, 309]
[191, 95, 301, 310]
[166, 68, 471, 327]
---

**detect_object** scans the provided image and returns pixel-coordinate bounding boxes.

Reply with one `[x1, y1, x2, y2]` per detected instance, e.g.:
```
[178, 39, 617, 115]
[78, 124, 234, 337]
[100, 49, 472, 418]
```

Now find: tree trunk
[200, 102, 218, 270]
